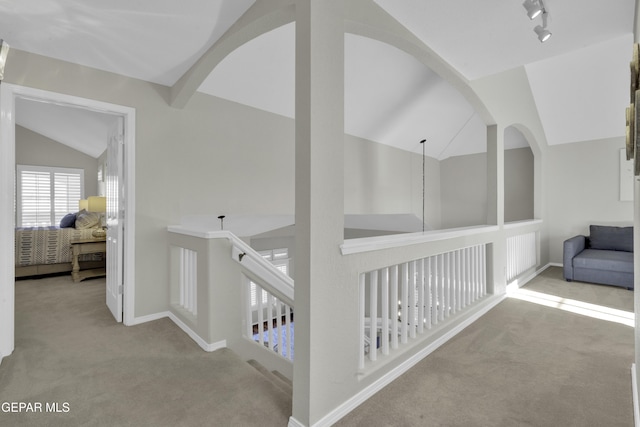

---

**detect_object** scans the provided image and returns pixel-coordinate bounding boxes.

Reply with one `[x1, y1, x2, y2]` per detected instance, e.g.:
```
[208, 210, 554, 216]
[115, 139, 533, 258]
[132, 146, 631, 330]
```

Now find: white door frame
[0, 84, 136, 364]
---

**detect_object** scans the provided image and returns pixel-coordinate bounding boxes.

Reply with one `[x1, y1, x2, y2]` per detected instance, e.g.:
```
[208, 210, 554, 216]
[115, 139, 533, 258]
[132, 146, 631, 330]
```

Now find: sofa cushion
[589, 225, 633, 252]
[573, 249, 634, 273]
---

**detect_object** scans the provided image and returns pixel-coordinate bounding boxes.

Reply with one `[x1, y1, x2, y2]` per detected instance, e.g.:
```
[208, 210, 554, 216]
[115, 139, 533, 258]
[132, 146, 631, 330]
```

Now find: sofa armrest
[563, 235, 586, 281]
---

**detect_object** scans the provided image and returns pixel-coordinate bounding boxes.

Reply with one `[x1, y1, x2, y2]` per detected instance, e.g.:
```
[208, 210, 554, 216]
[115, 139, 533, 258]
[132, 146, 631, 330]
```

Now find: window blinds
[17, 165, 84, 227]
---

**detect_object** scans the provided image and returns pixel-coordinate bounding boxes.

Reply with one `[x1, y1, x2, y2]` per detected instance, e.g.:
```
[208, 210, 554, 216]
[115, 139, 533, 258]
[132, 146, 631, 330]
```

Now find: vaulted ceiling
[3, 0, 635, 159]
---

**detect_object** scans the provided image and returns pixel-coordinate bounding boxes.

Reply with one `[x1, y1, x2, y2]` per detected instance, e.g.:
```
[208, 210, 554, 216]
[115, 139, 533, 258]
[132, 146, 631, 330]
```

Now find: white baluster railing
[246, 281, 294, 361]
[229, 237, 295, 362]
[360, 244, 487, 369]
[506, 231, 537, 283]
[178, 247, 198, 316]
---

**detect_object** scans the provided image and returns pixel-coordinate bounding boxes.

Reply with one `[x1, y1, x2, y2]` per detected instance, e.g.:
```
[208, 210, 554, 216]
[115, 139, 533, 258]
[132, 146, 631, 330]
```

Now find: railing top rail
[168, 226, 227, 239]
[341, 225, 499, 255]
[503, 219, 543, 229]
[168, 226, 294, 305]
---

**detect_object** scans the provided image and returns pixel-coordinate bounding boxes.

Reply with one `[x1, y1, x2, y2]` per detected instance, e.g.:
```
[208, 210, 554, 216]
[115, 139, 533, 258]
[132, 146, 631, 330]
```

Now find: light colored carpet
[336, 266, 635, 427]
[0, 274, 291, 427]
[0, 267, 635, 426]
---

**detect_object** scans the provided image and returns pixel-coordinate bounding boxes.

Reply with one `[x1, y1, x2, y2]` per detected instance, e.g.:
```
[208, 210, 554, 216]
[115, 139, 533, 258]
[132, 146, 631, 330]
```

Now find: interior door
[106, 116, 124, 322]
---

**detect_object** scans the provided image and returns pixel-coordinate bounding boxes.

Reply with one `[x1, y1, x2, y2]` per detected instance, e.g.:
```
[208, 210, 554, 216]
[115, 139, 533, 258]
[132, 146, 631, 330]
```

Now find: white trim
[0, 83, 16, 362]
[288, 417, 305, 427]
[121, 106, 136, 326]
[340, 225, 499, 255]
[168, 226, 295, 305]
[503, 218, 543, 229]
[167, 226, 228, 239]
[128, 311, 170, 326]
[506, 262, 552, 291]
[633, 363, 639, 427]
[168, 311, 227, 352]
[312, 294, 505, 427]
[0, 84, 136, 362]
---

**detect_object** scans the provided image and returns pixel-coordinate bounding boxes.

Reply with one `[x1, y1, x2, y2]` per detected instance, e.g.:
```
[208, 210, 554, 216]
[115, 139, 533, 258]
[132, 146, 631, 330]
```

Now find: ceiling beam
[170, 0, 295, 109]
[344, 0, 495, 126]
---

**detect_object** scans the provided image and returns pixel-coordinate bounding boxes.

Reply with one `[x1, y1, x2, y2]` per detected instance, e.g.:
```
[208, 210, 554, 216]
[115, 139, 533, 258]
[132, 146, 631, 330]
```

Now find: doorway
[0, 84, 136, 364]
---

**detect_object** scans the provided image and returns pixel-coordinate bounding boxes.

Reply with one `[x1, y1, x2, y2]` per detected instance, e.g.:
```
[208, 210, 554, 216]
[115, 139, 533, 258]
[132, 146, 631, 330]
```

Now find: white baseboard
[507, 263, 555, 291]
[128, 311, 170, 326]
[168, 312, 226, 352]
[312, 294, 505, 427]
[633, 364, 639, 427]
[288, 416, 304, 427]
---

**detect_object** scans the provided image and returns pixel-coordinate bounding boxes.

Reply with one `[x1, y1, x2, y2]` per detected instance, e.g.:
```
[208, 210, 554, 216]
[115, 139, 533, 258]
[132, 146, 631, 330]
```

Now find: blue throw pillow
[589, 225, 633, 252]
[60, 213, 77, 228]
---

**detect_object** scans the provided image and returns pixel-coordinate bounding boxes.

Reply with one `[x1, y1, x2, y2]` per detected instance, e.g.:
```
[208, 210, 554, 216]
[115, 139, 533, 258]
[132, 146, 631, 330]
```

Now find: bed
[15, 211, 106, 278]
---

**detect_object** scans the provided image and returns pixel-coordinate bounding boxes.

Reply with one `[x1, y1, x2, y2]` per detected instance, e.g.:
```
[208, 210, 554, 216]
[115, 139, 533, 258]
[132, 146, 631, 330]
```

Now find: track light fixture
[523, 0, 543, 20]
[523, 0, 551, 43]
[534, 25, 552, 43]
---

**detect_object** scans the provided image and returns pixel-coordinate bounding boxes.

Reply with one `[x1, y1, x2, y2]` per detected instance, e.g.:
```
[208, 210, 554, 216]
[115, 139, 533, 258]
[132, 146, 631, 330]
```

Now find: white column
[486, 124, 505, 295]
[633, 0, 640, 401]
[0, 84, 15, 363]
[292, 1, 345, 425]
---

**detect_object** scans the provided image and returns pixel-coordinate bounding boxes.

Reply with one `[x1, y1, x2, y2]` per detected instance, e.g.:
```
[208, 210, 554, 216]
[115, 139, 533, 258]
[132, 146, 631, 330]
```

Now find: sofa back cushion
[589, 225, 633, 252]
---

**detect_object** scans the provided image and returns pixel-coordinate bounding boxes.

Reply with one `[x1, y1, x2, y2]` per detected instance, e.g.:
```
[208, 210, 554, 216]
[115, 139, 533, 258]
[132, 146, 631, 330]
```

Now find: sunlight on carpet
[507, 287, 635, 327]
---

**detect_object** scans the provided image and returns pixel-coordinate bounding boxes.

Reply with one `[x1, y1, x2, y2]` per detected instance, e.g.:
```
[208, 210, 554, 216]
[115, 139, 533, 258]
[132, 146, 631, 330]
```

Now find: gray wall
[344, 134, 441, 229]
[504, 147, 534, 222]
[546, 137, 632, 263]
[16, 125, 99, 198]
[6, 49, 438, 318]
[439, 147, 535, 229]
[440, 152, 488, 228]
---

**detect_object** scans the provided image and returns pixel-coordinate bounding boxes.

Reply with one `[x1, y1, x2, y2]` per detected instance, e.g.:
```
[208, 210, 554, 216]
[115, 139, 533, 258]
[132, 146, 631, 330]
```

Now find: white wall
[546, 137, 633, 263]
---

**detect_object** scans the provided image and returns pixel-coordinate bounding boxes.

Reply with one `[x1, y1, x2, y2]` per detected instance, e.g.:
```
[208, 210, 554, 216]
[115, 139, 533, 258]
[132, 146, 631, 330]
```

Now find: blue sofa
[563, 225, 634, 290]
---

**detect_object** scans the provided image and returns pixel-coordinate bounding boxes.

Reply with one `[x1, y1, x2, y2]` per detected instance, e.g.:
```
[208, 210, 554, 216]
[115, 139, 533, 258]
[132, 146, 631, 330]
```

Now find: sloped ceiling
[1, 0, 635, 159]
[15, 98, 118, 158]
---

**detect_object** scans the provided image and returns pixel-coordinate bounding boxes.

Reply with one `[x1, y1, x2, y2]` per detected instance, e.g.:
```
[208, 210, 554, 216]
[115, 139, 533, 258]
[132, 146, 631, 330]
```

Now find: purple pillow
[60, 213, 77, 228]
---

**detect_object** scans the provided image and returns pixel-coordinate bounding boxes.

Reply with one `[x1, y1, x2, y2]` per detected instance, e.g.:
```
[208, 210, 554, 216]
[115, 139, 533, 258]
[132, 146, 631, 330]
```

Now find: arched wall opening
[194, 6, 505, 238]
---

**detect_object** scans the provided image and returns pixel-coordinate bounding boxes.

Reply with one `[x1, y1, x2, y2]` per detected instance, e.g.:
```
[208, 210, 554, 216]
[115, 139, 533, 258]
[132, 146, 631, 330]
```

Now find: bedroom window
[250, 248, 289, 307]
[17, 165, 84, 227]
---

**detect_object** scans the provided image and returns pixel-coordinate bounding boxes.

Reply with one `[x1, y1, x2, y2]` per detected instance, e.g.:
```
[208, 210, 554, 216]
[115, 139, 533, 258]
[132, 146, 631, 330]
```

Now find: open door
[106, 117, 124, 322]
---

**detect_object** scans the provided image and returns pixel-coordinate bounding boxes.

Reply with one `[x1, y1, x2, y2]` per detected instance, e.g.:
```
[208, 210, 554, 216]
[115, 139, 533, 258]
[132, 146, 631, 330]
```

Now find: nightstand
[70, 238, 106, 282]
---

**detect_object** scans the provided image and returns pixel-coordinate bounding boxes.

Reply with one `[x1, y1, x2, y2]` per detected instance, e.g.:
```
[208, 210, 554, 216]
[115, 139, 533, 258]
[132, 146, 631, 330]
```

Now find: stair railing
[228, 236, 295, 362]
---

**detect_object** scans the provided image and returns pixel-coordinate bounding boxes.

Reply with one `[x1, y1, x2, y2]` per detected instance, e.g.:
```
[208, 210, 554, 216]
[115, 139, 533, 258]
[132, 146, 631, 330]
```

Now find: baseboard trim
[288, 416, 305, 427]
[312, 294, 505, 427]
[507, 263, 554, 291]
[633, 363, 639, 427]
[168, 312, 226, 352]
[129, 311, 169, 326]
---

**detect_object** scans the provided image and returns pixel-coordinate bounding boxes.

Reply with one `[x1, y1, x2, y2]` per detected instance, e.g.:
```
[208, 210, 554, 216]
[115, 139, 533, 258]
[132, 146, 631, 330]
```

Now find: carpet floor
[0, 266, 635, 426]
[336, 267, 635, 427]
[0, 274, 291, 427]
